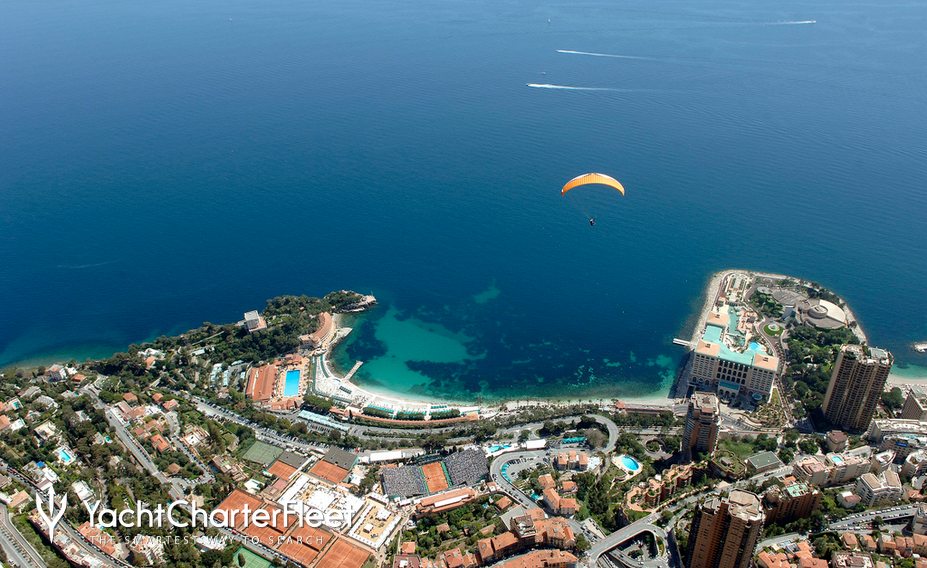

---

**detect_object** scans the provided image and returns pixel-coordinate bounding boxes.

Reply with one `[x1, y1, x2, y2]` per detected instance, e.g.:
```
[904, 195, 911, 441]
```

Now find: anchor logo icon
[36, 486, 67, 542]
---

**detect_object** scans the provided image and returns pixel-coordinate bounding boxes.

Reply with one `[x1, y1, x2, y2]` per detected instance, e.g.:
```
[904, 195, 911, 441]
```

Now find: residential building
[831, 552, 874, 568]
[129, 535, 165, 565]
[763, 477, 822, 524]
[542, 488, 577, 516]
[870, 450, 895, 473]
[912, 503, 927, 536]
[902, 451, 927, 479]
[632, 463, 699, 509]
[837, 491, 862, 509]
[494, 550, 577, 568]
[822, 345, 893, 431]
[243, 310, 267, 333]
[552, 450, 589, 471]
[686, 490, 765, 568]
[443, 547, 478, 568]
[903, 389, 927, 421]
[683, 392, 721, 460]
[825, 430, 849, 453]
[867, 419, 927, 460]
[867, 419, 927, 441]
[7, 491, 32, 513]
[855, 471, 903, 507]
[686, 307, 779, 402]
[793, 453, 870, 487]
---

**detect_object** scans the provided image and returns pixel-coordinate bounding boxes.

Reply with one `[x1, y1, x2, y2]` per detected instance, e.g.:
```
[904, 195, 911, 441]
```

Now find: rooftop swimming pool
[283, 369, 301, 397]
[617, 454, 641, 472]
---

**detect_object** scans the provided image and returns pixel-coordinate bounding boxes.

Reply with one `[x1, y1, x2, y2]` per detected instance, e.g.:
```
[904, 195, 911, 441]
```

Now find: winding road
[0, 502, 45, 568]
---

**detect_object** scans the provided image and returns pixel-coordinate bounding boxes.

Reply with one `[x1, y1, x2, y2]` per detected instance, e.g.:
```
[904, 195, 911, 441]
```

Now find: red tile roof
[246, 364, 277, 402]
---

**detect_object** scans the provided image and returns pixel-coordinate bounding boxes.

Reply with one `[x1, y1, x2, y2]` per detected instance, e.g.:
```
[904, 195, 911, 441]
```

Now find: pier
[344, 360, 364, 381]
[672, 338, 694, 348]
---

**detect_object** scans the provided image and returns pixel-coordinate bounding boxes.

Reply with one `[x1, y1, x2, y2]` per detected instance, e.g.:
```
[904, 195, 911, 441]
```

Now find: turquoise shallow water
[1, 0, 926, 400]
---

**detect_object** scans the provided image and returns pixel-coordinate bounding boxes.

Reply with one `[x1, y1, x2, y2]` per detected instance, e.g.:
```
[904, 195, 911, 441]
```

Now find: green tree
[882, 387, 905, 411]
[798, 438, 820, 454]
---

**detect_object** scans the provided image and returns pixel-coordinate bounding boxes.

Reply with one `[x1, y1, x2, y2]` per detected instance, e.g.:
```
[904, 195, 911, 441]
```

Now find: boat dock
[344, 360, 364, 381]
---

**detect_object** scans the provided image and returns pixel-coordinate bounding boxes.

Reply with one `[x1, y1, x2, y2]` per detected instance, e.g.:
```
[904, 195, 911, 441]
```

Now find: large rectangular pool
[283, 369, 301, 397]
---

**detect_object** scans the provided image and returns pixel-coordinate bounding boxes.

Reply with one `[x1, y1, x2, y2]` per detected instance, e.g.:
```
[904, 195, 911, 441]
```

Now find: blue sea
[2, 0, 926, 400]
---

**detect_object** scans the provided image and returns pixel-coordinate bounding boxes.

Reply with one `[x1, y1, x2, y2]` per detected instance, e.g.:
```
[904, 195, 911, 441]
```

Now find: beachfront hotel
[686, 306, 779, 402]
[299, 311, 335, 350]
[245, 354, 310, 410]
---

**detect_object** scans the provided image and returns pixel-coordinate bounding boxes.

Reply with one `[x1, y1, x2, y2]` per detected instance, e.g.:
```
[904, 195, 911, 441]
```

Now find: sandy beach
[888, 365, 927, 387]
[323, 267, 881, 414]
[687, 270, 728, 344]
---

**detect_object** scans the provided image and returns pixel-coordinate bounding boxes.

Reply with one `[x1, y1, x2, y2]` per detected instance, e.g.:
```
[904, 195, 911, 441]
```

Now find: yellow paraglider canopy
[561, 173, 625, 196]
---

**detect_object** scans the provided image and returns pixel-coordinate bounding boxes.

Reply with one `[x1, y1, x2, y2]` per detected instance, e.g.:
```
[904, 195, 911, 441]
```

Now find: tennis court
[317, 538, 370, 568]
[242, 523, 285, 547]
[276, 539, 320, 566]
[267, 459, 298, 480]
[233, 548, 271, 568]
[288, 525, 333, 551]
[215, 490, 263, 529]
[309, 460, 350, 484]
[243, 440, 284, 466]
[422, 462, 450, 493]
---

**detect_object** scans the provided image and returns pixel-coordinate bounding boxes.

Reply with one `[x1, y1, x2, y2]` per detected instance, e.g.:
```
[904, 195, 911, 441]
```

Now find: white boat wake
[527, 83, 620, 91]
[526, 83, 668, 93]
[556, 49, 655, 61]
[768, 19, 816, 25]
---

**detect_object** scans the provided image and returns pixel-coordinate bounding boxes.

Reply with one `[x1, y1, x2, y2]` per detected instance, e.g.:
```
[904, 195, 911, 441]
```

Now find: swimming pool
[618, 454, 641, 472]
[283, 369, 301, 397]
[749, 341, 766, 353]
[58, 448, 75, 465]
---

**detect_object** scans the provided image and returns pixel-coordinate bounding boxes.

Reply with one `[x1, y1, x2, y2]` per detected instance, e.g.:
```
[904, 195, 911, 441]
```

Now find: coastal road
[193, 397, 325, 455]
[587, 513, 668, 568]
[489, 450, 547, 510]
[756, 533, 802, 552]
[0, 502, 45, 568]
[829, 505, 916, 530]
[591, 415, 620, 454]
[172, 435, 215, 484]
[3, 464, 129, 568]
[101, 405, 186, 500]
[81, 387, 189, 500]
[489, 450, 597, 553]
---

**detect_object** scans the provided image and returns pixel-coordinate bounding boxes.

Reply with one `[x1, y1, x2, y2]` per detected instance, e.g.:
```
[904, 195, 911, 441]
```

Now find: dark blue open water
[2, 0, 926, 399]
